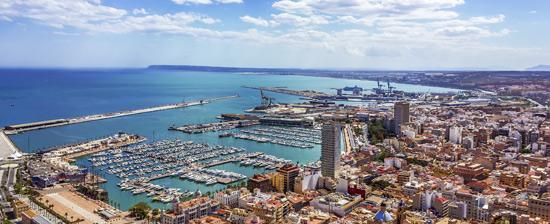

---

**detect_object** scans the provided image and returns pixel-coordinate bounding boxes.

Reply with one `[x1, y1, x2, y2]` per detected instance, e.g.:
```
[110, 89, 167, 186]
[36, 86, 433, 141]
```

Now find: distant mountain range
[526, 65, 550, 71]
[149, 64, 550, 73]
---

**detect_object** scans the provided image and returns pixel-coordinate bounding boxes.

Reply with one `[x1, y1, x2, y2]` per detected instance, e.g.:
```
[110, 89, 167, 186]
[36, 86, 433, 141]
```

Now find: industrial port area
[0, 82, 548, 224]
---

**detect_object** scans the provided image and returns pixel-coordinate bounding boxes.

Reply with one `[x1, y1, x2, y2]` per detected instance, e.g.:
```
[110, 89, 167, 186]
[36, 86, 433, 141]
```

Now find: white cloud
[271, 13, 329, 26]
[469, 14, 505, 24]
[272, 0, 465, 16]
[173, 0, 212, 4]
[240, 15, 271, 27]
[0, 0, 127, 29]
[269, 0, 466, 27]
[240, 13, 331, 27]
[0, 0, 219, 33]
[217, 0, 243, 3]
[172, 0, 242, 5]
[0, 0, 522, 68]
[529, 10, 537, 14]
[253, 0, 509, 45]
[132, 8, 148, 15]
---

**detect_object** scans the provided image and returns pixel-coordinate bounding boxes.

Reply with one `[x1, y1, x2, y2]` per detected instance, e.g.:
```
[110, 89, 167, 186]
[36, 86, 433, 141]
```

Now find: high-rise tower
[394, 101, 410, 135]
[321, 122, 341, 178]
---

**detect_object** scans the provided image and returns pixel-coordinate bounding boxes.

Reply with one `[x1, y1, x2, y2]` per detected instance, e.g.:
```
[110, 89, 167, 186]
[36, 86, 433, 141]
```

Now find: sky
[0, 0, 549, 70]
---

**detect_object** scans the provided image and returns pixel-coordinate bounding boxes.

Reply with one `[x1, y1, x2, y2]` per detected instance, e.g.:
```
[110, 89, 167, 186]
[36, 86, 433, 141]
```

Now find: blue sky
[0, 0, 549, 70]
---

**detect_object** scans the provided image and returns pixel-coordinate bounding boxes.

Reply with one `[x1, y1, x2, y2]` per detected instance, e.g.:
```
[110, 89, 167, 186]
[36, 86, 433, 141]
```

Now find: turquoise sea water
[0, 69, 457, 210]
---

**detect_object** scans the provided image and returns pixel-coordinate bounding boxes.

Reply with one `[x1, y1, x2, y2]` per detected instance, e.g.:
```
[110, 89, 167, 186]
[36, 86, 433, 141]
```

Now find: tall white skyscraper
[321, 122, 341, 178]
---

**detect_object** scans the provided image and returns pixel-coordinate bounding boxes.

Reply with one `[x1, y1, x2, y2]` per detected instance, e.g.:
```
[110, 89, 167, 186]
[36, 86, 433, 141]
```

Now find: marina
[180, 168, 247, 185]
[224, 126, 321, 148]
[89, 140, 246, 180]
[239, 154, 293, 170]
[169, 120, 258, 134]
[231, 133, 314, 148]
[85, 138, 286, 204]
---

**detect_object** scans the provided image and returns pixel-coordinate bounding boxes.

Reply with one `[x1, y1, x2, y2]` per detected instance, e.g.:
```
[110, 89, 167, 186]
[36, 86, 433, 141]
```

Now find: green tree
[406, 157, 429, 167]
[369, 180, 392, 190]
[368, 120, 390, 144]
[14, 183, 25, 194]
[129, 202, 151, 220]
[373, 149, 392, 162]
[520, 148, 531, 154]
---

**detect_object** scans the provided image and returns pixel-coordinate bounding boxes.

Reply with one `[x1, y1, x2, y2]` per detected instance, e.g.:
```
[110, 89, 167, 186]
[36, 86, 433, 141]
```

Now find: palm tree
[64, 212, 68, 219]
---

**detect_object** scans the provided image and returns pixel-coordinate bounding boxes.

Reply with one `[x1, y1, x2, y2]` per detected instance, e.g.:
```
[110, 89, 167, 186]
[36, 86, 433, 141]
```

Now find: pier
[143, 152, 264, 182]
[169, 120, 259, 134]
[242, 86, 328, 98]
[201, 152, 264, 168]
[3, 95, 239, 135]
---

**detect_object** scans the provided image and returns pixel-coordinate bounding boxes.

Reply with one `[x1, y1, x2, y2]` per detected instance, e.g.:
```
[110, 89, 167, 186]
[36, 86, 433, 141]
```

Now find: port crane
[331, 88, 343, 96]
[260, 90, 275, 107]
[372, 78, 385, 94]
[387, 79, 395, 93]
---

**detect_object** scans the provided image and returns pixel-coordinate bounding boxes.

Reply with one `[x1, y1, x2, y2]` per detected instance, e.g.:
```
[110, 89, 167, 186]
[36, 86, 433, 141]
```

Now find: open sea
[0, 68, 457, 210]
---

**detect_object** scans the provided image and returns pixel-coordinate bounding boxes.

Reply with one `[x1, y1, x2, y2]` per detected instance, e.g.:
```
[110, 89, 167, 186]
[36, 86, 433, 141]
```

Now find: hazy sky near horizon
[0, 0, 549, 69]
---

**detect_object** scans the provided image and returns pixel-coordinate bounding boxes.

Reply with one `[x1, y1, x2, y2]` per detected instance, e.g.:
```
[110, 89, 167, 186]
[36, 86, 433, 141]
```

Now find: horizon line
[0, 64, 548, 72]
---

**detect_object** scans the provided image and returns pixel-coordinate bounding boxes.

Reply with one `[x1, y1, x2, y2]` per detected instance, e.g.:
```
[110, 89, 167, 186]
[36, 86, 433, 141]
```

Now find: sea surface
[0, 68, 457, 210]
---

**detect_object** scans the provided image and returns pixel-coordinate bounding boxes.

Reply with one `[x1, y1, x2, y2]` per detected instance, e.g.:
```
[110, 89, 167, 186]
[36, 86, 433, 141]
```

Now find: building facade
[276, 164, 300, 193]
[321, 122, 341, 179]
[394, 101, 410, 135]
[161, 197, 221, 224]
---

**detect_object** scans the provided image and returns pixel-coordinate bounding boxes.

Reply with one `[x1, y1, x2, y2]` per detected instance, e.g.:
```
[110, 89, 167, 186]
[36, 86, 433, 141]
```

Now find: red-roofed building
[433, 197, 449, 217]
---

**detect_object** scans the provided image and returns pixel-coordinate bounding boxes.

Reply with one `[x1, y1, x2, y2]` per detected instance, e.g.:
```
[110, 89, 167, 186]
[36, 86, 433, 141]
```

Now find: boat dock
[144, 151, 264, 182]
[3, 95, 239, 135]
[227, 126, 321, 149]
[169, 120, 259, 134]
[202, 152, 263, 168]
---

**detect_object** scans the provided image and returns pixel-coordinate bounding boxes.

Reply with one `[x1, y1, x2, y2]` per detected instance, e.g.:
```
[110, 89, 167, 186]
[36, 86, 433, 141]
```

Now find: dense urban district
[0, 71, 549, 224]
